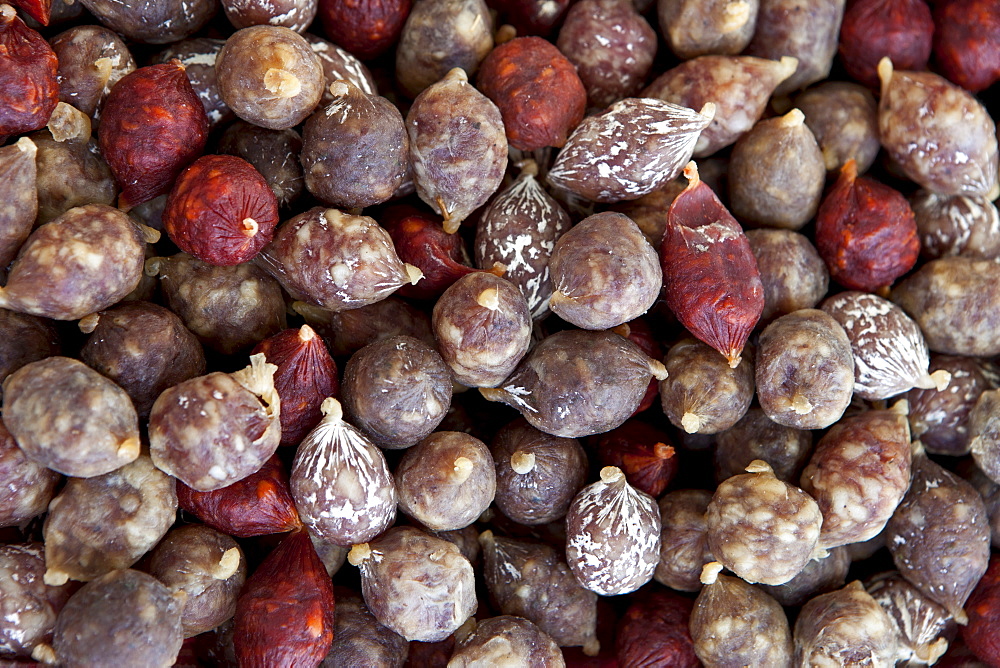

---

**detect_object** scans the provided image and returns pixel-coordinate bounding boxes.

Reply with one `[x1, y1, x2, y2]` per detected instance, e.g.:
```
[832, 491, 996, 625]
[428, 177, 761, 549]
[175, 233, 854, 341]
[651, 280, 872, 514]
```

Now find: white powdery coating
[291, 412, 396, 545]
[565, 474, 660, 595]
[476, 171, 570, 319]
[547, 97, 713, 203]
[913, 189, 1000, 259]
[823, 292, 931, 400]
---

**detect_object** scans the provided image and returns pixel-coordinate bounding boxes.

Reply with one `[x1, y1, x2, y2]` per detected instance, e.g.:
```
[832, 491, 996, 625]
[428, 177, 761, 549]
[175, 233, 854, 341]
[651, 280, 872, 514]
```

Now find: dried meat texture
[793, 581, 899, 667]
[556, 0, 656, 108]
[0, 543, 70, 658]
[222, 0, 317, 31]
[593, 420, 677, 498]
[838, 0, 933, 88]
[2, 356, 139, 478]
[746, 228, 829, 325]
[233, 530, 336, 668]
[9, 0, 50, 25]
[0, 6, 58, 136]
[474, 161, 572, 319]
[477, 36, 586, 151]
[163, 154, 279, 267]
[31, 128, 117, 225]
[815, 160, 920, 292]
[800, 408, 912, 550]
[0, 204, 148, 321]
[658, 0, 757, 59]
[548, 212, 661, 331]
[0, 310, 60, 396]
[149, 252, 286, 355]
[79, 0, 215, 43]
[479, 329, 666, 438]
[795, 81, 880, 175]
[394, 0, 492, 98]
[341, 335, 452, 449]
[654, 489, 713, 592]
[491, 418, 588, 526]
[0, 138, 37, 271]
[148, 354, 281, 491]
[217, 121, 304, 209]
[350, 526, 477, 643]
[99, 62, 208, 210]
[547, 98, 714, 203]
[616, 590, 699, 668]
[52, 26, 136, 128]
[216, 26, 324, 131]
[81, 301, 206, 418]
[176, 454, 302, 537]
[450, 616, 564, 666]
[303, 33, 377, 103]
[301, 81, 408, 209]
[51, 569, 184, 668]
[963, 556, 1000, 665]
[480, 532, 598, 651]
[970, 389, 1000, 486]
[0, 418, 59, 528]
[252, 325, 339, 446]
[892, 257, 1000, 358]
[318, 0, 410, 59]
[293, 297, 434, 357]
[147, 525, 246, 638]
[762, 546, 851, 607]
[911, 189, 1000, 261]
[933, 0, 1000, 93]
[259, 207, 414, 311]
[385, 206, 478, 300]
[907, 354, 998, 456]
[153, 38, 230, 129]
[706, 461, 822, 585]
[290, 398, 397, 545]
[755, 309, 854, 430]
[866, 572, 954, 666]
[746, 0, 846, 94]
[320, 588, 408, 667]
[661, 163, 763, 368]
[821, 291, 945, 401]
[565, 466, 660, 595]
[660, 337, 754, 435]
[432, 272, 532, 388]
[878, 59, 999, 199]
[406, 68, 507, 231]
[641, 55, 796, 158]
[728, 109, 825, 230]
[690, 574, 793, 667]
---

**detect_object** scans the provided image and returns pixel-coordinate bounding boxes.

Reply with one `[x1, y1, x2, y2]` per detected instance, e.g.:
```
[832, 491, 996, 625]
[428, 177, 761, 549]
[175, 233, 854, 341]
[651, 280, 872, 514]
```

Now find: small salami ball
[691, 570, 793, 667]
[294, 296, 434, 357]
[822, 291, 950, 401]
[303, 33, 377, 102]
[705, 460, 822, 586]
[547, 97, 714, 203]
[0, 309, 60, 395]
[290, 398, 396, 545]
[449, 616, 564, 666]
[407, 68, 507, 232]
[909, 355, 998, 457]
[51, 569, 184, 668]
[153, 37, 230, 130]
[216, 26, 324, 130]
[660, 338, 754, 435]
[147, 525, 246, 638]
[911, 190, 1000, 261]
[395, 431, 495, 532]
[654, 489, 713, 592]
[149, 354, 282, 491]
[217, 120, 304, 209]
[80, 301, 206, 418]
[475, 160, 572, 320]
[2, 356, 140, 478]
[969, 389, 1000, 485]
[0, 543, 71, 659]
[341, 335, 452, 449]
[714, 408, 812, 484]
[480, 330, 667, 438]
[887, 449, 990, 624]
[877, 58, 999, 199]
[657, 0, 756, 59]
[756, 309, 855, 430]
[794, 81, 880, 175]
[548, 212, 661, 330]
[866, 572, 954, 666]
[42, 454, 177, 586]
[0, 418, 60, 528]
[762, 546, 851, 608]
[259, 207, 419, 312]
[148, 252, 286, 355]
[0, 204, 150, 321]
[800, 406, 912, 550]
[479, 532, 598, 652]
[301, 80, 408, 209]
[794, 581, 900, 667]
[432, 272, 532, 388]
[746, 228, 829, 325]
[323, 587, 409, 667]
[566, 466, 660, 595]
[491, 419, 588, 526]
[349, 526, 476, 643]
[0, 137, 37, 271]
